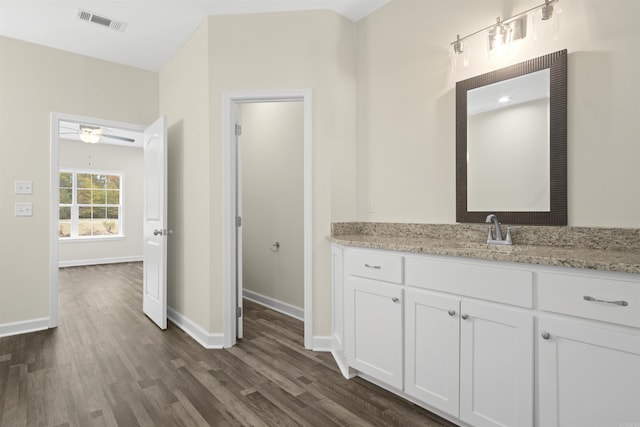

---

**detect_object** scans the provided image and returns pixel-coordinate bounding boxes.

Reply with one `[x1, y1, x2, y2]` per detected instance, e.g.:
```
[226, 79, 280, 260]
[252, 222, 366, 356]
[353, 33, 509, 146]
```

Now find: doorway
[240, 101, 304, 331]
[222, 90, 312, 349]
[49, 113, 168, 330]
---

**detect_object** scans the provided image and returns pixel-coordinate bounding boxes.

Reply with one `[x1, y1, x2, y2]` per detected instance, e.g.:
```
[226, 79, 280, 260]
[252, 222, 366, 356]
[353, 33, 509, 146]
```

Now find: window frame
[59, 169, 125, 241]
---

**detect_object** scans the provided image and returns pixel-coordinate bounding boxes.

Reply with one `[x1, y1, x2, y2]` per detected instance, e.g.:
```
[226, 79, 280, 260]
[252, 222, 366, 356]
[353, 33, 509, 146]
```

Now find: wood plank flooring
[0, 262, 456, 426]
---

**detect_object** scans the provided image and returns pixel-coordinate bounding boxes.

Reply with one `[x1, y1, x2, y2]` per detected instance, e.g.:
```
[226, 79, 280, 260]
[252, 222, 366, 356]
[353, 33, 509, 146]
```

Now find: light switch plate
[15, 180, 33, 194]
[15, 203, 33, 217]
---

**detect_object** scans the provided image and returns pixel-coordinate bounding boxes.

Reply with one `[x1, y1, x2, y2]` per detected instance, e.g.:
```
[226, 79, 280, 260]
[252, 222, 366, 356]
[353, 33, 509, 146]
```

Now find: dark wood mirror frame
[456, 49, 568, 225]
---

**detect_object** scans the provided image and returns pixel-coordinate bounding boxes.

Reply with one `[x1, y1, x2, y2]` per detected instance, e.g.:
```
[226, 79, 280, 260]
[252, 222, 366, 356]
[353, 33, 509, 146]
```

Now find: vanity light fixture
[449, 0, 560, 65]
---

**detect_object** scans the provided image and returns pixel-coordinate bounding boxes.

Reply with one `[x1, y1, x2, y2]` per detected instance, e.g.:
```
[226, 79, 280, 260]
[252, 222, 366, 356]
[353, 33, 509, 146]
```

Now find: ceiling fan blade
[59, 132, 79, 134]
[101, 134, 136, 143]
[60, 126, 79, 132]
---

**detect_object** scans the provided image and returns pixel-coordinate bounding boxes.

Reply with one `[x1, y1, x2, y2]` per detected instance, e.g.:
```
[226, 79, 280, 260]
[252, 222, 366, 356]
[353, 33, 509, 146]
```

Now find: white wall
[206, 11, 357, 336]
[58, 140, 144, 265]
[159, 21, 212, 331]
[357, 0, 640, 227]
[242, 102, 304, 310]
[0, 36, 158, 327]
[159, 11, 357, 337]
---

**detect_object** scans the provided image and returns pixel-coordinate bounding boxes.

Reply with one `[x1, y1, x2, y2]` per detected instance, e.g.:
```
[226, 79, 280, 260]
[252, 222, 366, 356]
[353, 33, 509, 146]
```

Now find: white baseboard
[59, 256, 143, 268]
[243, 289, 304, 321]
[0, 317, 50, 338]
[312, 335, 333, 352]
[167, 306, 224, 349]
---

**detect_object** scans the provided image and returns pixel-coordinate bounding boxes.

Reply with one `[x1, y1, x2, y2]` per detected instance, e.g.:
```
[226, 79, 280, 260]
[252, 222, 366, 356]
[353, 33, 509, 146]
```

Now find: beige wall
[158, 21, 212, 331]
[242, 102, 304, 309]
[357, 0, 640, 227]
[206, 11, 358, 335]
[58, 140, 144, 265]
[0, 36, 158, 326]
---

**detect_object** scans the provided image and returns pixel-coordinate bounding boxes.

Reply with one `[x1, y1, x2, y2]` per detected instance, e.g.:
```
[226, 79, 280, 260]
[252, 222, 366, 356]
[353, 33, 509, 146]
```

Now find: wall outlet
[367, 197, 375, 213]
[15, 180, 33, 195]
[15, 203, 33, 217]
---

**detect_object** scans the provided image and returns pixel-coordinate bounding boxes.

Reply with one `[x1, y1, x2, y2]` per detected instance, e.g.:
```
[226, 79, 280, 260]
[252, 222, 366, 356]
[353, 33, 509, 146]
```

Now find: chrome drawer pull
[392, 297, 399, 303]
[448, 309, 456, 317]
[583, 295, 629, 306]
[364, 264, 382, 269]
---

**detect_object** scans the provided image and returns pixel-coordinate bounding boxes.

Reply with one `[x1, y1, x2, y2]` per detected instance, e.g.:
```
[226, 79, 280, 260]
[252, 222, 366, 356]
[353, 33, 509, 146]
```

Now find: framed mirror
[456, 49, 567, 225]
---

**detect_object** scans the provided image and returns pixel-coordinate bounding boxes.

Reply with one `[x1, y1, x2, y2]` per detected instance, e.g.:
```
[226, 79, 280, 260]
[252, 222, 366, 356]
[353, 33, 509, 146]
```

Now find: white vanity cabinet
[332, 244, 640, 427]
[536, 271, 640, 427]
[344, 249, 404, 389]
[404, 257, 534, 427]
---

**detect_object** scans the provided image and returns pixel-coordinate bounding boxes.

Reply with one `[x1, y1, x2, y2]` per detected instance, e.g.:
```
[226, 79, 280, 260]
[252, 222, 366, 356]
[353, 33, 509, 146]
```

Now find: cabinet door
[331, 245, 351, 378]
[345, 276, 403, 389]
[459, 301, 533, 427]
[405, 289, 460, 416]
[538, 317, 640, 427]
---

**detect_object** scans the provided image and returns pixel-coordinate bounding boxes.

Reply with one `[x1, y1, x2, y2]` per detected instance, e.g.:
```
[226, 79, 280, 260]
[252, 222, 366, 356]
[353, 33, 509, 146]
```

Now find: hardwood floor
[0, 262, 456, 426]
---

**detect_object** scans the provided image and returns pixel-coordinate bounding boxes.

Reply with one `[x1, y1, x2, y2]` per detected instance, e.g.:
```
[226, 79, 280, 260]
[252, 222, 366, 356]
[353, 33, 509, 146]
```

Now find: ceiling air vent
[76, 9, 128, 32]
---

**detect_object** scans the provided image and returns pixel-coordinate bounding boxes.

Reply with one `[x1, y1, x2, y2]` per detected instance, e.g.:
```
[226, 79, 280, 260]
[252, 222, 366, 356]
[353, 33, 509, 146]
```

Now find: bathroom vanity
[331, 223, 640, 427]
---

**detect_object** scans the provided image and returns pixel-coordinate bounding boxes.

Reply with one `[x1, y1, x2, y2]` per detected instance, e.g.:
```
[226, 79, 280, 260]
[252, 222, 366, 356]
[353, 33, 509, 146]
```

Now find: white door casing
[235, 104, 244, 339]
[50, 112, 150, 329]
[222, 89, 312, 349]
[142, 116, 168, 329]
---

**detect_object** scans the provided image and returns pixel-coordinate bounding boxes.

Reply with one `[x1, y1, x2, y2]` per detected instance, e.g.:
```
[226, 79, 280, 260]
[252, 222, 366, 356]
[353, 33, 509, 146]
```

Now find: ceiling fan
[60, 124, 135, 144]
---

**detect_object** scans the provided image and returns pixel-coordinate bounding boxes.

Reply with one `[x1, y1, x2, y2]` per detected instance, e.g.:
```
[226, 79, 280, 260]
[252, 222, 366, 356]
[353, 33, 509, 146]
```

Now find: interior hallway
[0, 262, 453, 426]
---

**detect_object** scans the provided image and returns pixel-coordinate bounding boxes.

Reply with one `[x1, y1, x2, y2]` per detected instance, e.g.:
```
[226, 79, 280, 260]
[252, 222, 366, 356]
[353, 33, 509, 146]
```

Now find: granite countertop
[331, 223, 640, 275]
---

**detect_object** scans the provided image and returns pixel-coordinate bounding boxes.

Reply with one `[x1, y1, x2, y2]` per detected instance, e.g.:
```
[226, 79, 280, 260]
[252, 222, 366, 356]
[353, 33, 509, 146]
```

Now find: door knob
[541, 331, 551, 340]
[448, 310, 456, 316]
[461, 313, 469, 320]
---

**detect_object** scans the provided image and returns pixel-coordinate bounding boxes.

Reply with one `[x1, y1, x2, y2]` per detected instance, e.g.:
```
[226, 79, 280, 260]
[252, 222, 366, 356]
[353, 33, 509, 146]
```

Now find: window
[59, 170, 123, 239]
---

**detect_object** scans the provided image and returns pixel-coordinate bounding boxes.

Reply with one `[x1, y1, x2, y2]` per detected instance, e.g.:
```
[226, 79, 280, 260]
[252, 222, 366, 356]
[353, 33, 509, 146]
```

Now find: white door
[405, 289, 460, 416]
[345, 277, 403, 389]
[538, 317, 640, 427]
[142, 116, 168, 329]
[459, 301, 533, 427]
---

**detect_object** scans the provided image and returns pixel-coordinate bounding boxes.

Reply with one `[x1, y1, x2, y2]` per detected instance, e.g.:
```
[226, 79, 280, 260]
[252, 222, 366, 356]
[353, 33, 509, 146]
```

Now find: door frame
[222, 89, 312, 349]
[49, 112, 146, 327]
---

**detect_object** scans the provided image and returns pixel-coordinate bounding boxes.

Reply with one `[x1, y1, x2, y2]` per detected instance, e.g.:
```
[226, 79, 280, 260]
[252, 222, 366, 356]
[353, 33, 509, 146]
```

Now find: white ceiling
[0, 0, 390, 72]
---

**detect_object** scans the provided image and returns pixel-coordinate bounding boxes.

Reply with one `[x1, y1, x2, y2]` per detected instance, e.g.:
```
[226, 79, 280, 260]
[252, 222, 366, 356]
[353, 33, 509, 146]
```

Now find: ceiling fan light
[79, 131, 101, 144]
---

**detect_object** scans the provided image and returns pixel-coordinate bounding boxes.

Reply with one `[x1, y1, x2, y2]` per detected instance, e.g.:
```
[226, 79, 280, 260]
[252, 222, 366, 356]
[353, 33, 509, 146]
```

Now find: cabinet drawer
[537, 272, 640, 328]
[345, 250, 403, 284]
[405, 256, 533, 308]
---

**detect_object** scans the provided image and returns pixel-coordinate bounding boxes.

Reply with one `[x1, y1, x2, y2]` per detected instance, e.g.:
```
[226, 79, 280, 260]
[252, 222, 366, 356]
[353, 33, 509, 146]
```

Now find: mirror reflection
[467, 69, 550, 212]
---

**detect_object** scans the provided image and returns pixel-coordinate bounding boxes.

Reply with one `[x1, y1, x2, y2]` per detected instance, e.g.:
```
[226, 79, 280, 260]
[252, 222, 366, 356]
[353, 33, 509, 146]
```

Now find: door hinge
[236, 307, 242, 318]
[236, 216, 242, 227]
[235, 124, 242, 136]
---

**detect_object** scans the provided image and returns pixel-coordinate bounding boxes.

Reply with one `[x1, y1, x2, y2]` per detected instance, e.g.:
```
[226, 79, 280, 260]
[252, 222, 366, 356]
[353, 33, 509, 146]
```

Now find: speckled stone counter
[331, 223, 640, 274]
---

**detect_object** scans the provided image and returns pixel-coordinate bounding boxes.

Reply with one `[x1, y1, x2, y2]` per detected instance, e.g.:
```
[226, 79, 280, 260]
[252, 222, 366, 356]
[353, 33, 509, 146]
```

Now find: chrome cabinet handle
[153, 229, 162, 236]
[392, 297, 399, 303]
[583, 295, 628, 306]
[461, 313, 469, 320]
[364, 264, 382, 269]
[541, 331, 551, 340]
[448, 310, 456, 316]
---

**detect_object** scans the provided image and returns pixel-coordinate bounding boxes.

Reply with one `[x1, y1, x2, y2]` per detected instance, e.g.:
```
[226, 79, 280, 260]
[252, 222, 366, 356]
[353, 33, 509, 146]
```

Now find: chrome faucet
[486, 214, 503, 241]
[485, 214, 519, 245]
